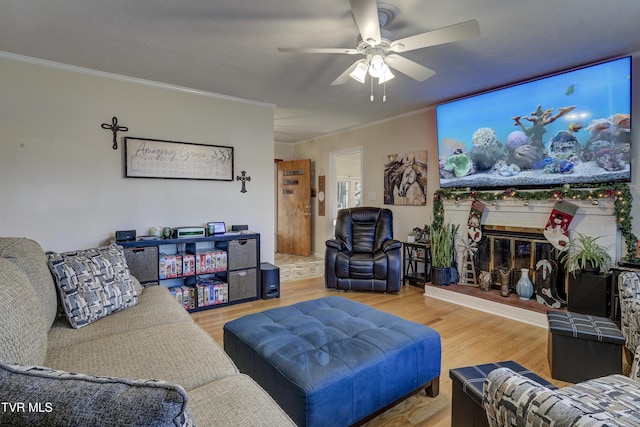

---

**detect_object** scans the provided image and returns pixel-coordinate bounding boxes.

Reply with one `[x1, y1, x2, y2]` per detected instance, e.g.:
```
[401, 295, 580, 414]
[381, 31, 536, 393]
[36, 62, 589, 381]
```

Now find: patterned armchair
[619, 271, 640, 355]
[484, 367, 640, 426]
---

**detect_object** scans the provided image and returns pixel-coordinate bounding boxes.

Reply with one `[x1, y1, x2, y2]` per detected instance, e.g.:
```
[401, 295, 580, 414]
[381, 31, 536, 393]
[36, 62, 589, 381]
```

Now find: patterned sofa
[0, 237, 294, 426]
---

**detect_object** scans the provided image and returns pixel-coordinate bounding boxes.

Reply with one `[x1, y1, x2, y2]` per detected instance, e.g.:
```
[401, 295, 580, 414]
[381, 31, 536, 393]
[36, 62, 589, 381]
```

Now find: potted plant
[430, 223, 459, 286]
[561, 232, 613, 317]
[560, 232, 612, 276]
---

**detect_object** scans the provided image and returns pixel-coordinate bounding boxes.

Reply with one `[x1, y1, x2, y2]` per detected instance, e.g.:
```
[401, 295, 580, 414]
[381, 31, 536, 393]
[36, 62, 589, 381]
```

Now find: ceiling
[2, 1, 640, 143]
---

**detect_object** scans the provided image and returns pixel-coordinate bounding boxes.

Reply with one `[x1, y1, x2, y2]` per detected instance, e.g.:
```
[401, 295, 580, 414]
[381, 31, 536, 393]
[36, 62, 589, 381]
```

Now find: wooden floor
[190, 277, 572, 427]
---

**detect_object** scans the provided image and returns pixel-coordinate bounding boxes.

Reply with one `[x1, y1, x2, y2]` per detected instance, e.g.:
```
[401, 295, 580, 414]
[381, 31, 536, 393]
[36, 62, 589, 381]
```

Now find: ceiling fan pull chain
[370, 77, 374, 102]
[383, 79, 387, 102]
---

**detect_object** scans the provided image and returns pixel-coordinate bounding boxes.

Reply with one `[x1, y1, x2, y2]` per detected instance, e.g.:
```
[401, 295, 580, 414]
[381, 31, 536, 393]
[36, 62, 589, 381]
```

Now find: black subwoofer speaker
[261, 262, 280, 299]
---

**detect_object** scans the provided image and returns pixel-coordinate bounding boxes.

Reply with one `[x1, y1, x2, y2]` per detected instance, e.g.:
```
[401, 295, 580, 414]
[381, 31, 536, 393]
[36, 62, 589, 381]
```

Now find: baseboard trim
[423, 285, 547, 329]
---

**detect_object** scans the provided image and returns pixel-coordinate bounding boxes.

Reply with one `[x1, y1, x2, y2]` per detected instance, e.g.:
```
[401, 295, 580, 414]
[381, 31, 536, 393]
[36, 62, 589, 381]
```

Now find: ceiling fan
[278, 0, 480, 90]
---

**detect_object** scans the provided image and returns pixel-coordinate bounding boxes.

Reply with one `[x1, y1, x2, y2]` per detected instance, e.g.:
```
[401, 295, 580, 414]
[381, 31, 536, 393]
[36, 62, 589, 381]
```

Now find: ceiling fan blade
[349, 0, 381, 46]
[331, 60, 365, 85]
[278, 47, 359, 54]
[386, 54, 436, 81]
[389, 19, 480, 53]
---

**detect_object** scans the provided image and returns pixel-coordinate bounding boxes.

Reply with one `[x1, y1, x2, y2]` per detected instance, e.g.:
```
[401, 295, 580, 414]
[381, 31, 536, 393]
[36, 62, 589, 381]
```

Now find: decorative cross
[236, 170, 251, 193]
[101, 116, 129, 150]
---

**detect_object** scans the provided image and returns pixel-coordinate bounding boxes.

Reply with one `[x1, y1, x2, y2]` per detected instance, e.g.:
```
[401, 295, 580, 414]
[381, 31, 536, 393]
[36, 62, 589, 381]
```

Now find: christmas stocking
[543, 200, 578, 250]
[467, 199, 486, 242]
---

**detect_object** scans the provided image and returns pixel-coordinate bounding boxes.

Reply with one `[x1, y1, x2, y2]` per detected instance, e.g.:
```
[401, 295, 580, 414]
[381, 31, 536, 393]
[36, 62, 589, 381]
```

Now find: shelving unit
[120, 233, 260, 312]
[403, 241, 431, 287]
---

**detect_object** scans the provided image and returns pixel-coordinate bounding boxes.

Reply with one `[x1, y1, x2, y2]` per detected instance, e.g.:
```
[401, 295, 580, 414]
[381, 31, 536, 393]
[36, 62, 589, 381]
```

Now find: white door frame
[329, 146, 364, 229]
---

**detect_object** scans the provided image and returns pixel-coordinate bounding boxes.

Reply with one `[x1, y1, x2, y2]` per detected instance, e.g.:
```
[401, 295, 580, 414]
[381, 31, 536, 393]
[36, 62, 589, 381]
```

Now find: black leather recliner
[325, 207, 402, 293]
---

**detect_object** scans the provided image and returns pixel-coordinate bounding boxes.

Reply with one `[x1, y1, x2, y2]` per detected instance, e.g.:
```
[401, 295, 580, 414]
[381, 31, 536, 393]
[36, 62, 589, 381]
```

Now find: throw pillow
[0, 360, 193, 426]
[47, 244, 138, 328]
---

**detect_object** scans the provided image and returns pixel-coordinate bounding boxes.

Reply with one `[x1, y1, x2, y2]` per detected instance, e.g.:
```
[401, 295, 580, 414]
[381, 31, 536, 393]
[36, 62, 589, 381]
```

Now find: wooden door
[277, 159, 311, 256]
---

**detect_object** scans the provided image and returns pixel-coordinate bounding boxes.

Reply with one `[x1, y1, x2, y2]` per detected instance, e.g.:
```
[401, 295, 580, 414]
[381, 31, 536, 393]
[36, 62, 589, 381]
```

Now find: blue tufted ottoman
[223, 296, 441, 426]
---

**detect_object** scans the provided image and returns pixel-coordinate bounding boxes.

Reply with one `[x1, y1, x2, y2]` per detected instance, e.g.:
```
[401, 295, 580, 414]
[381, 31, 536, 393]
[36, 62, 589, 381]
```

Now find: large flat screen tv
[436, 56, 631, 189]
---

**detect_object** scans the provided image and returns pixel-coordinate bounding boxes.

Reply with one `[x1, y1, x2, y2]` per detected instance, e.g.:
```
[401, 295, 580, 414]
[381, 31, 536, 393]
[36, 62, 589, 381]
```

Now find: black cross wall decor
[236, 170, 251, 193]
[101, 116, 129, 150]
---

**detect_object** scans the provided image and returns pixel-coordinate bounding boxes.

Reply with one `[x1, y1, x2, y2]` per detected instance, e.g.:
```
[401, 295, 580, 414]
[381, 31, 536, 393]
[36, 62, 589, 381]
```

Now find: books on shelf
[159, 254, 183, 279]
[195, 250, 227, 274]
[168, 278, 228, 310]
[159, 250, 226, 279]
[182, 254, 196, 276]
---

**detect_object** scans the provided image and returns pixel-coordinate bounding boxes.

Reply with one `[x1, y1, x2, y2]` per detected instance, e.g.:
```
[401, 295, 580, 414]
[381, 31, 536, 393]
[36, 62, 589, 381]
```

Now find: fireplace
[443, 198, 619, 300]
[475, 225, 566, 299]
[425, 198, 619, 326]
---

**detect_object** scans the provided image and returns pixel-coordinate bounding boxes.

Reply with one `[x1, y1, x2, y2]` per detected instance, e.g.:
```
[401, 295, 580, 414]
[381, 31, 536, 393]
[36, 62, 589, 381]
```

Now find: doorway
[276, 159, 312, 256]
[330, 147, 363, 227]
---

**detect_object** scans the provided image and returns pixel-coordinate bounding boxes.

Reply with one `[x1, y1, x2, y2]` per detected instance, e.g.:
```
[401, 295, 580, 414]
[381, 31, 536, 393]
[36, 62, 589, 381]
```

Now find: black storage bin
[547, 311, 624, 383]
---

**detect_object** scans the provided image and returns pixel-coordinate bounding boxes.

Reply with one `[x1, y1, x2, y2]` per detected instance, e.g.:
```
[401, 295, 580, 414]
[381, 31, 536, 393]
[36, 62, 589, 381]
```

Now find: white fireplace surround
[442, 198, 620, 262]
[424, 197, 620, 328]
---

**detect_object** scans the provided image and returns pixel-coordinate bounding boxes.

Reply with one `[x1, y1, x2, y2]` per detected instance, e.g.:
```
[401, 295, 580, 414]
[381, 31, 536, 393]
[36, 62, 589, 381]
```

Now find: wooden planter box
[567, 272, 612, 317]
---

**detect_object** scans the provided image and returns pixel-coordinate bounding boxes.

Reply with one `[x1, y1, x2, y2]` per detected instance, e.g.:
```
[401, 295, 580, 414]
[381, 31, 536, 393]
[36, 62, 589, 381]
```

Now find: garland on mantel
[432, 182, 638, 262]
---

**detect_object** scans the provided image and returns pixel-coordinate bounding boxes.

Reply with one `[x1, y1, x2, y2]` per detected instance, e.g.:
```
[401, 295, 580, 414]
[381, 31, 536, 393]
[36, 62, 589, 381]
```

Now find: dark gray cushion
[0, 360, 193, 426]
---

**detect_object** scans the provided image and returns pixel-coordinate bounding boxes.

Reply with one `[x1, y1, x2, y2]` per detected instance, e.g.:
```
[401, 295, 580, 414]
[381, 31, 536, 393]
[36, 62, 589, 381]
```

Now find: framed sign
[124, 137, 234, 181]
[318, 174, 326, 216]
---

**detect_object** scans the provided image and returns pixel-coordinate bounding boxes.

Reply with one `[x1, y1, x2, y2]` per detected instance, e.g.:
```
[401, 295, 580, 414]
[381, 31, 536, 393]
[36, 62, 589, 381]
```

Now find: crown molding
[0, 51, 275, 110]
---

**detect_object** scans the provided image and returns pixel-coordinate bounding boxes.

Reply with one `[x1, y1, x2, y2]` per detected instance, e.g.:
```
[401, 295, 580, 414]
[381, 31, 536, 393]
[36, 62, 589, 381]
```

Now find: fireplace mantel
[432, 183, 636, 262]
[442, 198, 620, 263]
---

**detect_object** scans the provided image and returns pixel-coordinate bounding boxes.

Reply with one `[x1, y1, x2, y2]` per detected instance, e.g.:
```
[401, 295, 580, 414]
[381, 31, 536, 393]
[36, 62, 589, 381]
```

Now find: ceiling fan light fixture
[368, 54, 388, 78]
[378, 69, 395, 83]
[349, 61, 369, 83]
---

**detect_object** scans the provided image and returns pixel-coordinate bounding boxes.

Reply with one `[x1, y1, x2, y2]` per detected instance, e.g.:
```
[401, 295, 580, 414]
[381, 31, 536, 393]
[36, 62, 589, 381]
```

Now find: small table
[403, 241, 431, 287]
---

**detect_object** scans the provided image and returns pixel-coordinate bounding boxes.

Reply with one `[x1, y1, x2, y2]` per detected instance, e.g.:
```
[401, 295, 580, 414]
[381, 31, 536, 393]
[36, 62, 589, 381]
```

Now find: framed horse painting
[384, 150, 428, 205]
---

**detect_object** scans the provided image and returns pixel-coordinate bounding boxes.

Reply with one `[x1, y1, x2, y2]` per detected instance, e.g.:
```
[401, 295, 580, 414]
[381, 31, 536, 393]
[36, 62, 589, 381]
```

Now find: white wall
[274, 141, 294, 160]
[293, 109, 438, 255]
[0, 56, 276, 261]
